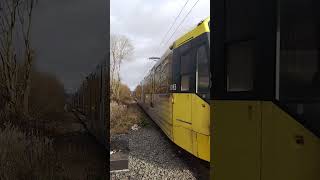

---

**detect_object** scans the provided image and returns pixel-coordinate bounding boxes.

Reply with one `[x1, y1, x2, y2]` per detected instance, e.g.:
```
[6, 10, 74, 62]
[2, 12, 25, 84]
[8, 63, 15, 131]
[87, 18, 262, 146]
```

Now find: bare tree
[110, 34, 134, 102]
[0, 0, 36, 117]
[18, 0, 35, 115]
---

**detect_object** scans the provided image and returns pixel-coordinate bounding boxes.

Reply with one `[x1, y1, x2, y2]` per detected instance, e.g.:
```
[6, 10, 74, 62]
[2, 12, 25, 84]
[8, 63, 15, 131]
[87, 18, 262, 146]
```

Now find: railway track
[47, 111, 106, 179]
[135, 102, 210, 180]
[72, 109, 107, 148]
[110, 103, 209, 180]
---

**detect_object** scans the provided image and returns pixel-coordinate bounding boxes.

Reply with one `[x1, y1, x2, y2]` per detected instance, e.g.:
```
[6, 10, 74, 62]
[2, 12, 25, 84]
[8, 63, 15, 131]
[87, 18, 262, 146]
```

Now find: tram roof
[140, 16, 210, 85]
[171, 16, 210, 49]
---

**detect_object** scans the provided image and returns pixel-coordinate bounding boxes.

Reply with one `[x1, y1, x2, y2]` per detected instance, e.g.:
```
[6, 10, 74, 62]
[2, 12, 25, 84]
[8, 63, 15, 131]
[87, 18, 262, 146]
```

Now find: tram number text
[170, 84, 177, 91]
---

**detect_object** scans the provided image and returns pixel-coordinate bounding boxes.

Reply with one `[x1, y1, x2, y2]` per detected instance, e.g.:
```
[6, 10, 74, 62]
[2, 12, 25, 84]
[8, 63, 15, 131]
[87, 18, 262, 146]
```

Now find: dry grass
[0, 120, 103, 180]
[111, 82, 143, 134]
[0, 122, 62, 180]
[0, 129, 102, 179]
[110, 101, 147, 134]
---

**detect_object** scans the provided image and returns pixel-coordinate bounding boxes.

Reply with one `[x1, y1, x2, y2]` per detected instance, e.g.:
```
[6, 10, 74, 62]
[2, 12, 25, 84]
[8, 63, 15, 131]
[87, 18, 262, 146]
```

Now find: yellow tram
[139, 1, 320, 178]
[138, 17, 211, 162]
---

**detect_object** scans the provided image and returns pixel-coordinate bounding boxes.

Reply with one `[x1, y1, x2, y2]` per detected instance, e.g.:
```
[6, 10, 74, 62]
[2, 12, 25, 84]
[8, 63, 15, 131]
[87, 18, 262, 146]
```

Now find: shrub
[133, 85, 142, 100]
[110, 81, 132, 104]
[28, 70, 66, 121]
[118, 83, 132, 104]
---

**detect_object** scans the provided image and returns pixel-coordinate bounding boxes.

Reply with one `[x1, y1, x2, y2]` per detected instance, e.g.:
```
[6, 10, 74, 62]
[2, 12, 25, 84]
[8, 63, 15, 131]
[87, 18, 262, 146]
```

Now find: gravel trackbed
[110, 112, 209, 180]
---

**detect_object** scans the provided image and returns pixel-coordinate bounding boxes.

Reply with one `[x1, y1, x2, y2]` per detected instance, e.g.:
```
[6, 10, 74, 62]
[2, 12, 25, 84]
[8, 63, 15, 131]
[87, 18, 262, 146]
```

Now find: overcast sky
[111, 0, 210, 90]
[31, 0, 108, 93]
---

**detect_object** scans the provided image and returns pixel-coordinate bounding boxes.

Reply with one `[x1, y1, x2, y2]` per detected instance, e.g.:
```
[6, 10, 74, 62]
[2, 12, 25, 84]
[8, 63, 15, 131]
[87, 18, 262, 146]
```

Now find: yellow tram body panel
[148, 93, 173, 140]
[172, 93, 210, 161]
[211, 100, 320, 180]
[140, 93, 210, 162]
[261, 102, 320, 180]
[211, 100, 262, 180]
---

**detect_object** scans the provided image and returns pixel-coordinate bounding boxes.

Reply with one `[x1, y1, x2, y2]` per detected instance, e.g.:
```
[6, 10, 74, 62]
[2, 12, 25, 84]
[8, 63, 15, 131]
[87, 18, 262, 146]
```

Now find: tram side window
[280, 0, 320, 101]
[181, 75, 190, 91]
[154, 67, 161, 94]
[226, 41, 254, 92]
[142, 82, 146, 102]
[279, 0, 320, 136]
[180, 52, 193, 92]
[197, 45, 210, 98]
[159, 62, 168, 94]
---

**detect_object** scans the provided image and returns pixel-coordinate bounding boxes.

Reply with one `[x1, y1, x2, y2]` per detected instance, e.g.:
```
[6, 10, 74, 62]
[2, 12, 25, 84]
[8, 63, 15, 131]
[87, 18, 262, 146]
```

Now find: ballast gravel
[110, 119, 201, 180]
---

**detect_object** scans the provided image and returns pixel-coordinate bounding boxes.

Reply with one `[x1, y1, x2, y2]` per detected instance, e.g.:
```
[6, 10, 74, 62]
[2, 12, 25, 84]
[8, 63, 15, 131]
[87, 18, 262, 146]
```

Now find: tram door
[172, 35, 211, 158]
[172, 43, 196, 153]
[212, 43, 262, 180]
[211, 0, 264, 179]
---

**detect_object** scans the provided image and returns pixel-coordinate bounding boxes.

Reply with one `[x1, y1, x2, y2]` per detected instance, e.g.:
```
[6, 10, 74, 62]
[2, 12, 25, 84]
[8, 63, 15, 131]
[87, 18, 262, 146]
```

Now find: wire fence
[71, 58, 109, 148]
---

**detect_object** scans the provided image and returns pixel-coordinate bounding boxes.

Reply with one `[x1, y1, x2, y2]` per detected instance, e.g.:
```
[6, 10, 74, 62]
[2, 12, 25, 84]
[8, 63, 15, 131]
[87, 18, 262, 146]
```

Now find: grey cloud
[111, 0, 210, 90]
